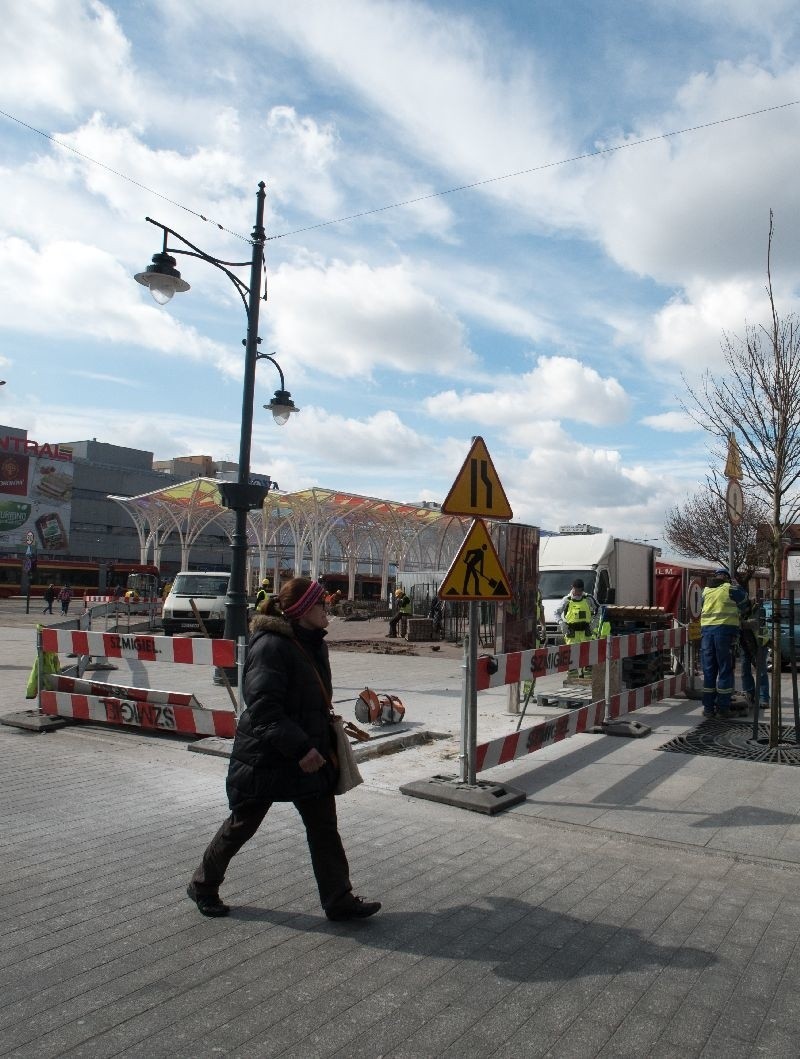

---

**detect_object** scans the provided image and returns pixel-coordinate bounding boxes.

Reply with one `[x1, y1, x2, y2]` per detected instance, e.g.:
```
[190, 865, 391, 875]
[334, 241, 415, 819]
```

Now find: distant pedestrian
[58, 585, 72, 615]
[187, 576, 381, 922]
[42, 584, 56, 614]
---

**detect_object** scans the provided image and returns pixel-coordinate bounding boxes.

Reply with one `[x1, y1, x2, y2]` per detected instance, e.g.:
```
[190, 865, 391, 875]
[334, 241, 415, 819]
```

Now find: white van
[162, 571, 230, 637]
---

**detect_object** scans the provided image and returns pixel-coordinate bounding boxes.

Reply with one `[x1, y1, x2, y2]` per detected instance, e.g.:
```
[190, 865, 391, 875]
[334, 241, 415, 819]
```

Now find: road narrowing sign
[438, 519, 512, 601]
[441, 437, 513, 520]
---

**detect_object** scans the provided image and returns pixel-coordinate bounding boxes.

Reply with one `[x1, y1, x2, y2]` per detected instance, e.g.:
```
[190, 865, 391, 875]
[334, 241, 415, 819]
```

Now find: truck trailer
[539, 531, 657, 642]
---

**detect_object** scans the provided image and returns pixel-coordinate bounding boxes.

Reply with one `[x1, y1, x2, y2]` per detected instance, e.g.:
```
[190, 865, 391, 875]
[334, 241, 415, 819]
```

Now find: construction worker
[536, 587, 546, 647]
[555, 579, 598, 675]
[255, 578, 271, 609]
[700, 568, 747, 719]
[387, 587, 412, 638]
[739, 596, 770, 713]
[555, 579, 598, 645]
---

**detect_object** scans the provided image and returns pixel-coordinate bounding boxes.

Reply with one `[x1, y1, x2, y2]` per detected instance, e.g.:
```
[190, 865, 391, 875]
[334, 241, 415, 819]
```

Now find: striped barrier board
[47, 674, 204, 708]
[40, 689, 235, 738]
[476, 626, 687, 692]
[475, 672, 687, 772]
[40, 628, 236, 668]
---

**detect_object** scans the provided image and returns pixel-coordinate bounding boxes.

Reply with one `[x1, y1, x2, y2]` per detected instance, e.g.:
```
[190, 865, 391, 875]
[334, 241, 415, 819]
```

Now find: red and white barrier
[475, 672, 686, 772]
[40, 628, 235, 668]
[47, 674, 203, 707]
[40, 689, 235, 737]
[476, 626, 687, 691]
[37, 631, 239, 737]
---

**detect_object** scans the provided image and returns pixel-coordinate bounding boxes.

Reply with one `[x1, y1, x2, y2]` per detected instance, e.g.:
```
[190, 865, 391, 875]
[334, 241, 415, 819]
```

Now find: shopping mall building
[0, 424, 238, 595]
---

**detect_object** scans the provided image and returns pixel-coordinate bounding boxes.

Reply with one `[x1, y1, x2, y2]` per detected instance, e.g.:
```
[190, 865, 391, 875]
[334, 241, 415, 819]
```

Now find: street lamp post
[135, 182, 298, 681]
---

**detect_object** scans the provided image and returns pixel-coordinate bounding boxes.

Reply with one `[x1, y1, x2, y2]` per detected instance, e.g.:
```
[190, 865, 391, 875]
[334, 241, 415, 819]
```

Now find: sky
[1, 0, 800, 545]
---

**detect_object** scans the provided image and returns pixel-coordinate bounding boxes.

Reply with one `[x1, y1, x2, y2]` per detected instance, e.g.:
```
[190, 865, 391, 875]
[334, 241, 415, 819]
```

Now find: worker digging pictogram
[438, 518, 512, 601]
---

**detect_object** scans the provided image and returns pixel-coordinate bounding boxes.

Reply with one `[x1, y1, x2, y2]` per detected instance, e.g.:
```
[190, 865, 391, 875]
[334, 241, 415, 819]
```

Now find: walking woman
[187, 577, 380, 922]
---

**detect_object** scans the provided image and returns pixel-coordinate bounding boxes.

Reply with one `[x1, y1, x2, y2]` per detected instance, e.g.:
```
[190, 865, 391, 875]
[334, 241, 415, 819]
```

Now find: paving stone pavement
[5, 619, 800, 1056]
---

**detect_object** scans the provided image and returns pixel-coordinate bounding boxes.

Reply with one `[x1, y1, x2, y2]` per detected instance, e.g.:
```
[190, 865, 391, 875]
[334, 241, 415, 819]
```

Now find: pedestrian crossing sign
[438, 519, 513, 601]
[441, 437, 513, 520]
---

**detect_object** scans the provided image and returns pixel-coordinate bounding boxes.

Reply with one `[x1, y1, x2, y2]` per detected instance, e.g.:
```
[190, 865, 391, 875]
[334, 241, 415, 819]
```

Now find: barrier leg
[85, 606, 114, 672]
[507, 681, 521, 715]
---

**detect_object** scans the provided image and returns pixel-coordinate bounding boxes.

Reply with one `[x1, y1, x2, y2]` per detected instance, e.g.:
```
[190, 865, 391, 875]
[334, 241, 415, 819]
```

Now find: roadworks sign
[438, 519, 513, 601]
[441, 437, 513, 520]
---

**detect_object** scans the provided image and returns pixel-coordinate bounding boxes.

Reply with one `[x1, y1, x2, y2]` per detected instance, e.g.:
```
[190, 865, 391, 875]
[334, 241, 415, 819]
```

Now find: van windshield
[538, 570, 594, 599]
[172, 575, 229, 597]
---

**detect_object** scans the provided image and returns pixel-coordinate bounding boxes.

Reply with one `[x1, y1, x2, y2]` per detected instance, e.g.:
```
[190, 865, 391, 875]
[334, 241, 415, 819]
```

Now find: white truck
[539, 530, 657, 642]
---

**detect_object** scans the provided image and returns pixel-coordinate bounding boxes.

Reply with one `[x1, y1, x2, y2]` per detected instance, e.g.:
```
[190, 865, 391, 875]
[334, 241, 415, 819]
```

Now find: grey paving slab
[9, 624, 800, 1056]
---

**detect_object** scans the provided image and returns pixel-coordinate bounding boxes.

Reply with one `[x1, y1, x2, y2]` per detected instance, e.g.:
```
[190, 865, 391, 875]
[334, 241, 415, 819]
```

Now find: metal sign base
[1, 710, 69, 732]
[400, 774, 526, 815]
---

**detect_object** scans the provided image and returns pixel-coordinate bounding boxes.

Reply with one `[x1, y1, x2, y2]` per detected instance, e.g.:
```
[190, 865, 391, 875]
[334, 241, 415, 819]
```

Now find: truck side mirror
[606, 588, 616, 604]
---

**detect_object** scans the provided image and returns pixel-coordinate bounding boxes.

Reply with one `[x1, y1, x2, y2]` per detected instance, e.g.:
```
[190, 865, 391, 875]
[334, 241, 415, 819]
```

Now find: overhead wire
[0, 108, 252, 243]
[267, 99, 800, 240]
[2, 99, 798, 246]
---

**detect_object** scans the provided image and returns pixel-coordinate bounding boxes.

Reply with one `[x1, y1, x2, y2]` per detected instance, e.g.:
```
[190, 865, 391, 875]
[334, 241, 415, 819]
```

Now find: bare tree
[664, 475, 768, 580]
[681, 212, 800, 744]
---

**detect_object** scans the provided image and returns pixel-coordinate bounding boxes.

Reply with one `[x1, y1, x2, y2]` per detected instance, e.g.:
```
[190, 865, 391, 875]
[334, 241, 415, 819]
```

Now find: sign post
[725, 433, 743, 581]
[400, 438, 526, 813]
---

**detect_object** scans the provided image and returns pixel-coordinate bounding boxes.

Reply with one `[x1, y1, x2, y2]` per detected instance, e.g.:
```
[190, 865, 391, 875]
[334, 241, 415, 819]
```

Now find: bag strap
[293, 641, 370, 740]
[292, 640, 334, 711]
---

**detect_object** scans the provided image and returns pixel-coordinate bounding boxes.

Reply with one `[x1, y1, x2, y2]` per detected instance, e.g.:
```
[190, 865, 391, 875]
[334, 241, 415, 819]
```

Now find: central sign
[438, 519, 512, 601]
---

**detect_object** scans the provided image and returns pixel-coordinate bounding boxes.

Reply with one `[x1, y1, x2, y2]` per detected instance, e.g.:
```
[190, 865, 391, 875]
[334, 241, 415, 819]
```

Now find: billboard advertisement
[0, 436, 74, 552]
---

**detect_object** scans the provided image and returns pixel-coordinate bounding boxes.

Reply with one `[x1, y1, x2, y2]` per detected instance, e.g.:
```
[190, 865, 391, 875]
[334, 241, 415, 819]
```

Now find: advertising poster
[0, 437, 74, 552]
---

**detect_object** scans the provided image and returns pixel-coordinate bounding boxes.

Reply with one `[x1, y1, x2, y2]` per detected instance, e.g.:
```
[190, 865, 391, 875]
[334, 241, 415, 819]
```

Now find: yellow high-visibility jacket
[700, 583, 742, 627]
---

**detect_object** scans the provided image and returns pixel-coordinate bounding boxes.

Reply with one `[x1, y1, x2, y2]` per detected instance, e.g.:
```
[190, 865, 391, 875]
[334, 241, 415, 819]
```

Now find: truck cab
[539, 531, 656, 643]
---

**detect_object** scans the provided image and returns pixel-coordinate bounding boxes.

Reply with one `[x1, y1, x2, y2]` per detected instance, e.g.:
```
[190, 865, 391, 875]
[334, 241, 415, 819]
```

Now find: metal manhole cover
[660, 717, 800, 765]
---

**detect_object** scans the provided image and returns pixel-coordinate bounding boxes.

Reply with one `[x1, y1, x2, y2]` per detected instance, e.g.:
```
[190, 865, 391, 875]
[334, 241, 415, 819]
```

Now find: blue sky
[1, 0, 800, 543]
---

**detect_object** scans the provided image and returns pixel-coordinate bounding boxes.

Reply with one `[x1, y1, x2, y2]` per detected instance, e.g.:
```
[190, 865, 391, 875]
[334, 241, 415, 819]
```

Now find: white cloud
[425, 356, 630, 428]
[640, 411, 700, 432]
[266, 257, 477, 378]
[0, 236, 237, 371]
[0, 0, 139, 119]
[586, 62, 800, 286]
[640, 276, 798, 372]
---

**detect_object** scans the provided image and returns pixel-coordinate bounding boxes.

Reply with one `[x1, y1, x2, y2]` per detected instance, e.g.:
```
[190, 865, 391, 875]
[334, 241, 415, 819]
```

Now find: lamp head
[134, 252, 190, 304]
[265, 389, 299, 425]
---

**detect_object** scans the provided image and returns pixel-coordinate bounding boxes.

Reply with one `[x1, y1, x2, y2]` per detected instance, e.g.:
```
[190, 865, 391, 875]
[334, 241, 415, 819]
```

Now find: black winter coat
[225, 614, 338, 808]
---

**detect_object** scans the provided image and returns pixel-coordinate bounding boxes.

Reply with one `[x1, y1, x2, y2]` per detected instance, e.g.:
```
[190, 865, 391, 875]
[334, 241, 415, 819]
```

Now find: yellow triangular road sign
[438, 519, 513, 601]
[724, 432, 742, 480]
[441, 437, 513, 520]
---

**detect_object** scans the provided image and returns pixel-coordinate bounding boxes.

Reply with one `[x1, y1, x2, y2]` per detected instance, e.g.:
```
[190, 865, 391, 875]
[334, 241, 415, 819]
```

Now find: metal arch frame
[111, 480, 470, 592]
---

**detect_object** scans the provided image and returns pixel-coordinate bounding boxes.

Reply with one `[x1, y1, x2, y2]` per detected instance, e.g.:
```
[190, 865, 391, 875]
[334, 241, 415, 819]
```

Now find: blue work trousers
[701, 625, 738, 711]
[740, 650, 769, 706]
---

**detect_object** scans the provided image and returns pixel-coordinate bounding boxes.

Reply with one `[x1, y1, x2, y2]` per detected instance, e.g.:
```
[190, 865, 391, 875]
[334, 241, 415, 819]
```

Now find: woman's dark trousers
[191, 794, 351, 910]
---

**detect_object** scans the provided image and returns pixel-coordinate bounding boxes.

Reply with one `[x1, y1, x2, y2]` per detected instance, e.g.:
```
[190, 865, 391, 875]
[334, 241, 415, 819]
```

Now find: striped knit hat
[282, 579, 326, 619]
